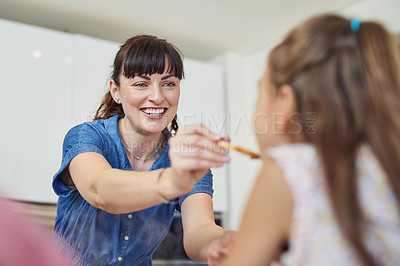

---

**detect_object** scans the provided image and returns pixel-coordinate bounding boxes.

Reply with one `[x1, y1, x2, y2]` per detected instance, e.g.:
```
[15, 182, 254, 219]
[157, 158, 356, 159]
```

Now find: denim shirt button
[124, 236, 129, 241]
[117, 256, 122, 261]
[127, 214, 132, 219]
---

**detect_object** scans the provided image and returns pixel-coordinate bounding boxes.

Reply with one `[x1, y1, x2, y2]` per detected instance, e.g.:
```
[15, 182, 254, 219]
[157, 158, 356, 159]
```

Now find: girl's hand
[207, 230, 236, 266]
[168, 123, 230, 194]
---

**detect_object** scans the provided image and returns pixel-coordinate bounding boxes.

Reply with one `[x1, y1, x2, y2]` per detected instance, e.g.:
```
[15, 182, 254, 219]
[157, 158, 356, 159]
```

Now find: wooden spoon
[217, 140, 261, 159]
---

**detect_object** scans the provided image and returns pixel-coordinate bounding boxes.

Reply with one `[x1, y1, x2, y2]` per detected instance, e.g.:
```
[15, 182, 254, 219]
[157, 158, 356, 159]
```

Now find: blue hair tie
[351, 19, 362, 32]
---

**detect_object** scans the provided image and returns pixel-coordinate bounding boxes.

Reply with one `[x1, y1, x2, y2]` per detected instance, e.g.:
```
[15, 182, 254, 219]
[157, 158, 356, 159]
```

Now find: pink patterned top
[265, 144, 400, 266]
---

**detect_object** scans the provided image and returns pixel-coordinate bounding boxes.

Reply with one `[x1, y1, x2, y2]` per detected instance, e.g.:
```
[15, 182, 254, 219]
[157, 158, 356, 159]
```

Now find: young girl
[52, 35, 232, 265]
[220, 14, 400, 266]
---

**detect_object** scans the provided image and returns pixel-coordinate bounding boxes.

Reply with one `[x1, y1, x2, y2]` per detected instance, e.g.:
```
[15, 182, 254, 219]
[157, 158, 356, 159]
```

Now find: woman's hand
[207, 230, 236, 266]
[168, 123, 230, 195]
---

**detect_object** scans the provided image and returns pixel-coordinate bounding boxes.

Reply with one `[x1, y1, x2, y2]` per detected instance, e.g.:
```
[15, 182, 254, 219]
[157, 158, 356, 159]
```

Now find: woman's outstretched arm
[65, 123, 230, 214]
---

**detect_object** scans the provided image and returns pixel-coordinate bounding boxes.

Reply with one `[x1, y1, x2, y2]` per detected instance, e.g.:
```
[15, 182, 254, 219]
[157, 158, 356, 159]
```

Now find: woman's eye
[163, 82, 176, 87]
[134, 82, 147, 88]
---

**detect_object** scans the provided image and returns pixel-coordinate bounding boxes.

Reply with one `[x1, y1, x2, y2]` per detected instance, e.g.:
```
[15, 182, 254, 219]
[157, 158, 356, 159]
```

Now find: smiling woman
[110, 70, 180, 138]
[52, 35, 234, 266]
[94, 35, 183, 134]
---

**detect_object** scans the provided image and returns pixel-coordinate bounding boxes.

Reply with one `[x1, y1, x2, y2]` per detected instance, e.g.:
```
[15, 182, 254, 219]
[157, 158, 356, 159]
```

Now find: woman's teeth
[142, 108, 166, 116]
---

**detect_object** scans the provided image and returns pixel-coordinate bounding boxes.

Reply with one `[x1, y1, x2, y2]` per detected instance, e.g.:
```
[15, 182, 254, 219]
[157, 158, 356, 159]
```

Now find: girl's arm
[221, 159, 293, 266]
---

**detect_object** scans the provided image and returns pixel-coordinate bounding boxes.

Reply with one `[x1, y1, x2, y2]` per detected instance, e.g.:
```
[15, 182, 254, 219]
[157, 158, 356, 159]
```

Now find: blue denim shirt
[52, 115, 213, 266]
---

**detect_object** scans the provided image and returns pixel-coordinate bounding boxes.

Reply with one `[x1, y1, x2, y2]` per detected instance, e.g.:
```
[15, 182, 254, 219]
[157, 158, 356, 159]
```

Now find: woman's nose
[148, 85, 164, 104]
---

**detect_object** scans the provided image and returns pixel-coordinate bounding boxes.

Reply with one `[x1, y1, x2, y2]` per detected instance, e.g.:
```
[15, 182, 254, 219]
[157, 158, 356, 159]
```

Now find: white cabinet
[71, 35, 119, 124]
[179, 59, 227, 212]
[0, 19, 228, 212]
[0, 19, 73, 203]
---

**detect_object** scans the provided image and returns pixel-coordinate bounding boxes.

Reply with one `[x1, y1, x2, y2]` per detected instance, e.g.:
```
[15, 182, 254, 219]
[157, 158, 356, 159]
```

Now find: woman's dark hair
[94, 35, 184, 134]
[268, 14, 400, 265]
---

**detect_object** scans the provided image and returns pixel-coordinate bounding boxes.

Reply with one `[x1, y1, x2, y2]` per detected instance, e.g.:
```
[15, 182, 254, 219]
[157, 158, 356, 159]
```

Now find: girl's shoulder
[264, 143, 320, 170]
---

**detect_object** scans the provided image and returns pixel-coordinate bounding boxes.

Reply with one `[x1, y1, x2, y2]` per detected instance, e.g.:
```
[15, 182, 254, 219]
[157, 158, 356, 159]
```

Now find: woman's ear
[109, 79, 121, 104]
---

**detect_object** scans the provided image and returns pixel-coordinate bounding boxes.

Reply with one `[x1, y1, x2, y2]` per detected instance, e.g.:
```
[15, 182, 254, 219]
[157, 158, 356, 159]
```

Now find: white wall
[214, 0, 400, 229]
[338, 0, 400, 33]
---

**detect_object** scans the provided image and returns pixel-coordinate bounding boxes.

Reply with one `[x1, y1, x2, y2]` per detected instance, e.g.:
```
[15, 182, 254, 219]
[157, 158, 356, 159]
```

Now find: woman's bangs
[122, 43, 183, 79]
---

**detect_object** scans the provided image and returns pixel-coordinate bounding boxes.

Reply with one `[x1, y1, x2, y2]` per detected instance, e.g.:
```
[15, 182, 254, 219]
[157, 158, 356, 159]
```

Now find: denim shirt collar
[104, 115, 171, 171]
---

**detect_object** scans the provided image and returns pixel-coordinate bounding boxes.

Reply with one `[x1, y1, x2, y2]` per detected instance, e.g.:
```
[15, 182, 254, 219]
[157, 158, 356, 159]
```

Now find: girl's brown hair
[94, 35, 184, 134]
[269, 14, 400, 265]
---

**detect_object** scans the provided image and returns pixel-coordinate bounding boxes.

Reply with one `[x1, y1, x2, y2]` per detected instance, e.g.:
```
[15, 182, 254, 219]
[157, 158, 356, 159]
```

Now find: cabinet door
[179, 59, 227, 212]
[71, 34, 119, 124]
[0, 19, 73, 203]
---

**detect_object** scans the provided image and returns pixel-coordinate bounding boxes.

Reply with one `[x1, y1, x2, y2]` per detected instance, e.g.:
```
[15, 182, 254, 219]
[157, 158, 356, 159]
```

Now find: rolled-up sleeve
[178, 170, 214, 209]
[52, 123, 104, 197]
